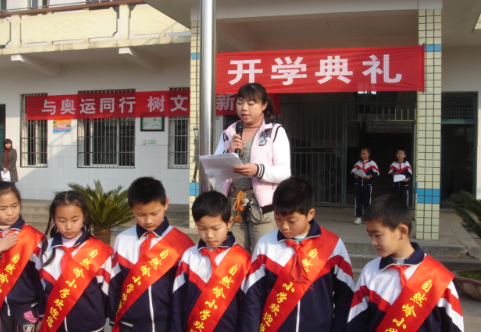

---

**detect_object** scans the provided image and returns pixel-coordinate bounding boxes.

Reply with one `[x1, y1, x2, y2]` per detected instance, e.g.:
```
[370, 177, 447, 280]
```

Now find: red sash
[0, 225, 44, 308]
[113, 227, 193, 332]
[260, 227, 339, 332]
[375, 255, 454, 332]
[40, 238, 113, 332]
[187, 245, 250, 332]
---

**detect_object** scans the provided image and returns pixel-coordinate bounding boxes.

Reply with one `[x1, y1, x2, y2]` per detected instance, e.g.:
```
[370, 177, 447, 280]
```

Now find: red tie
[387, 264, 409, 288]
[200, 247, 227, 270]
[140, 232, 156, 258]
[60, 246, 77, 271]
[285, 240, 310, 284]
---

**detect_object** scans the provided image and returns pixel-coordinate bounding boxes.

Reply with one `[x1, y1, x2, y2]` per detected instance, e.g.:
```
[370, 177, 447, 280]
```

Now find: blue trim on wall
[416, 188, 440, 204]
[424, 44, 442, 52]
[191, 53, 200, 60]
[189, 182, 199, 196]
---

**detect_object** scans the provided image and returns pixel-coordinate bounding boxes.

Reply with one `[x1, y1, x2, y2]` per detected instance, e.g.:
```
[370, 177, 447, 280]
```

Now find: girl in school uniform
[38, 191, 113, 332]
[351, 147, 379, 224]
[0, 182, 44, 331]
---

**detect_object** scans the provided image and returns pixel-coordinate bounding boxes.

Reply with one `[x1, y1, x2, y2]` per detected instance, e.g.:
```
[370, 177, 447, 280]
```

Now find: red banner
[26, 91, 190, 120]
[216, 46, 424, 94]
[27, 91, 280, 120]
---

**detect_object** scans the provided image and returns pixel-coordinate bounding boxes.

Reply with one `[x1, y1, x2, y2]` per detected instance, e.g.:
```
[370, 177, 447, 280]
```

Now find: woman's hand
[2, 168, 6, 173]
[233, 163, 258, 177]
[0, 232, 17, 253]
[229, 134, 244, 153]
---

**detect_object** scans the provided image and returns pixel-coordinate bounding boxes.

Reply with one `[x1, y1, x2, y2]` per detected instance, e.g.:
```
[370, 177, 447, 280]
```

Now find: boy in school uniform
[172, 191, 251, 332]
[388, 149, 413, 206]
[109, 177, 194, 332]
[347, 194, 464, 332]
[241, 177, 355, 332]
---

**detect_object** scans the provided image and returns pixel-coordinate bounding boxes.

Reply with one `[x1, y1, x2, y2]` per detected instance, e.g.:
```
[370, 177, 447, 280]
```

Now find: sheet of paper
[394, 174, 406, 182]
[199, 153, 244, 188]
[352, 169, 366, 178]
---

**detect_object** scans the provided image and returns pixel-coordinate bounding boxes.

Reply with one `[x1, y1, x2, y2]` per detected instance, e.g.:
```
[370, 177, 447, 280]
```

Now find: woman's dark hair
[3, 139, 12, 147]
[236, 83, 276, 120]
[41, 191, 92, 267]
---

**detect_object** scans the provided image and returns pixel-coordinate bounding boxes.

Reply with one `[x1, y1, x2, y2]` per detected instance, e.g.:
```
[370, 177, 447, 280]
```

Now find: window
[77, 90, 135, 168]
[21, 94, 48, 167]
[168, 87, 189, 169]
[168, 117, 188, 168]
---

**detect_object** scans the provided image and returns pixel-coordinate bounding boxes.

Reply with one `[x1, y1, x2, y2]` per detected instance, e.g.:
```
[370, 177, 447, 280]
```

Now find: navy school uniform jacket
[347, 243, 464, 332]
[2, 216, 45, 317]
[109, 219, 192, 332]
[241, 220, 355, 332]
[351, 159, 379, 185]
[39, 231, 112, 332]
[388, 159, 413, 181]
[171, 232, 250, 332]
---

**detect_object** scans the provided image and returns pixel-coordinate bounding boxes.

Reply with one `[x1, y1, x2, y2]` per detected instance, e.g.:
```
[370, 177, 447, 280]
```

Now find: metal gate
[278, 92, 416, 206]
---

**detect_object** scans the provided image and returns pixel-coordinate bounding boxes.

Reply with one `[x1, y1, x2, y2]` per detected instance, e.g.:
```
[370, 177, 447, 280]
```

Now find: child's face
[360, 149, 370, 161]
[0, 192, 20, 226]
[196, 215, 233, 249]
[396, 150, 406, 161]
[274, 209, 315, 239]
[54, 204, 84, 240]
[365, 220, 411, 258]
[132, 199, 169, 232]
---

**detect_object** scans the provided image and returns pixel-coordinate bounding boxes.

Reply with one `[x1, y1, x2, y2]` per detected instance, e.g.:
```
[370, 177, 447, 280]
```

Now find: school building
[0, 0, 479, 240]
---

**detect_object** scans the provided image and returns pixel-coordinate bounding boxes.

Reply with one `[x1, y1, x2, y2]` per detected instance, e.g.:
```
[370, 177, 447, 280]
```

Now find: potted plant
[444, 191, 481, 301]
[68, 181, 133, 245]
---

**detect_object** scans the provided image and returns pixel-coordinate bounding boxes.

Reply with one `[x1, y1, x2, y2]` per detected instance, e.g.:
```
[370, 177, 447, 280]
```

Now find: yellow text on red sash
[375, 256, 453, 332]
[260, 227, 339, 332]
[187, 245, 250, 332]
[41, 239, 112, 332]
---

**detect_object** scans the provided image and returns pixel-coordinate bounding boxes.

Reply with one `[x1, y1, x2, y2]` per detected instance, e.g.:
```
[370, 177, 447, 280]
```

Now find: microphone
[234, 121, 243, 156]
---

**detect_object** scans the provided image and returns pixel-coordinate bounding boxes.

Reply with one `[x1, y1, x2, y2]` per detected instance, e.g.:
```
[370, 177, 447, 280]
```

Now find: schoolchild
[172, 191, 251, 332]
[347, 195, 464, 332]
[109, 177, 194, 332]
[388, 149, 413, 206]
[0, 182, 44, 331]
[38, 191, 113, 332]
[241, 177, 355, 332]
[351, 147, 379, 224]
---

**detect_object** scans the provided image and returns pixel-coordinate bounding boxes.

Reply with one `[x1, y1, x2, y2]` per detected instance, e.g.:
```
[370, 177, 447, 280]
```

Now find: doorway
[279, 91, 416, 206]
[440, 93, 477, 203]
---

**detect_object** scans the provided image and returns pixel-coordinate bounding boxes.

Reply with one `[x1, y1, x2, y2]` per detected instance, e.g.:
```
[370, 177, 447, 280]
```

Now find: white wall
[443, 46, 481, 198]
[0, 57, 191, 204]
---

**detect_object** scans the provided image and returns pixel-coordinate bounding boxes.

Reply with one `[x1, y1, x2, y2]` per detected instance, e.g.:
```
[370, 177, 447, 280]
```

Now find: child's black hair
[128, 177, 167, 207]
[41, 190, 92, 267]
[192, 191, 231, 224]
[360, 146, 371, 155]
[273, 177, 314, 217]
[0, 182, 21, 205]
[361, 194, 412, 233]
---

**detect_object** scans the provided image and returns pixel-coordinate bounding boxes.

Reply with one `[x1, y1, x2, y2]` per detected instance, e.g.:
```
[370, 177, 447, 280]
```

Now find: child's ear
[227, 217, 234, 229]
[307, 208, 316, 221]
[398, 224, 409, 239]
